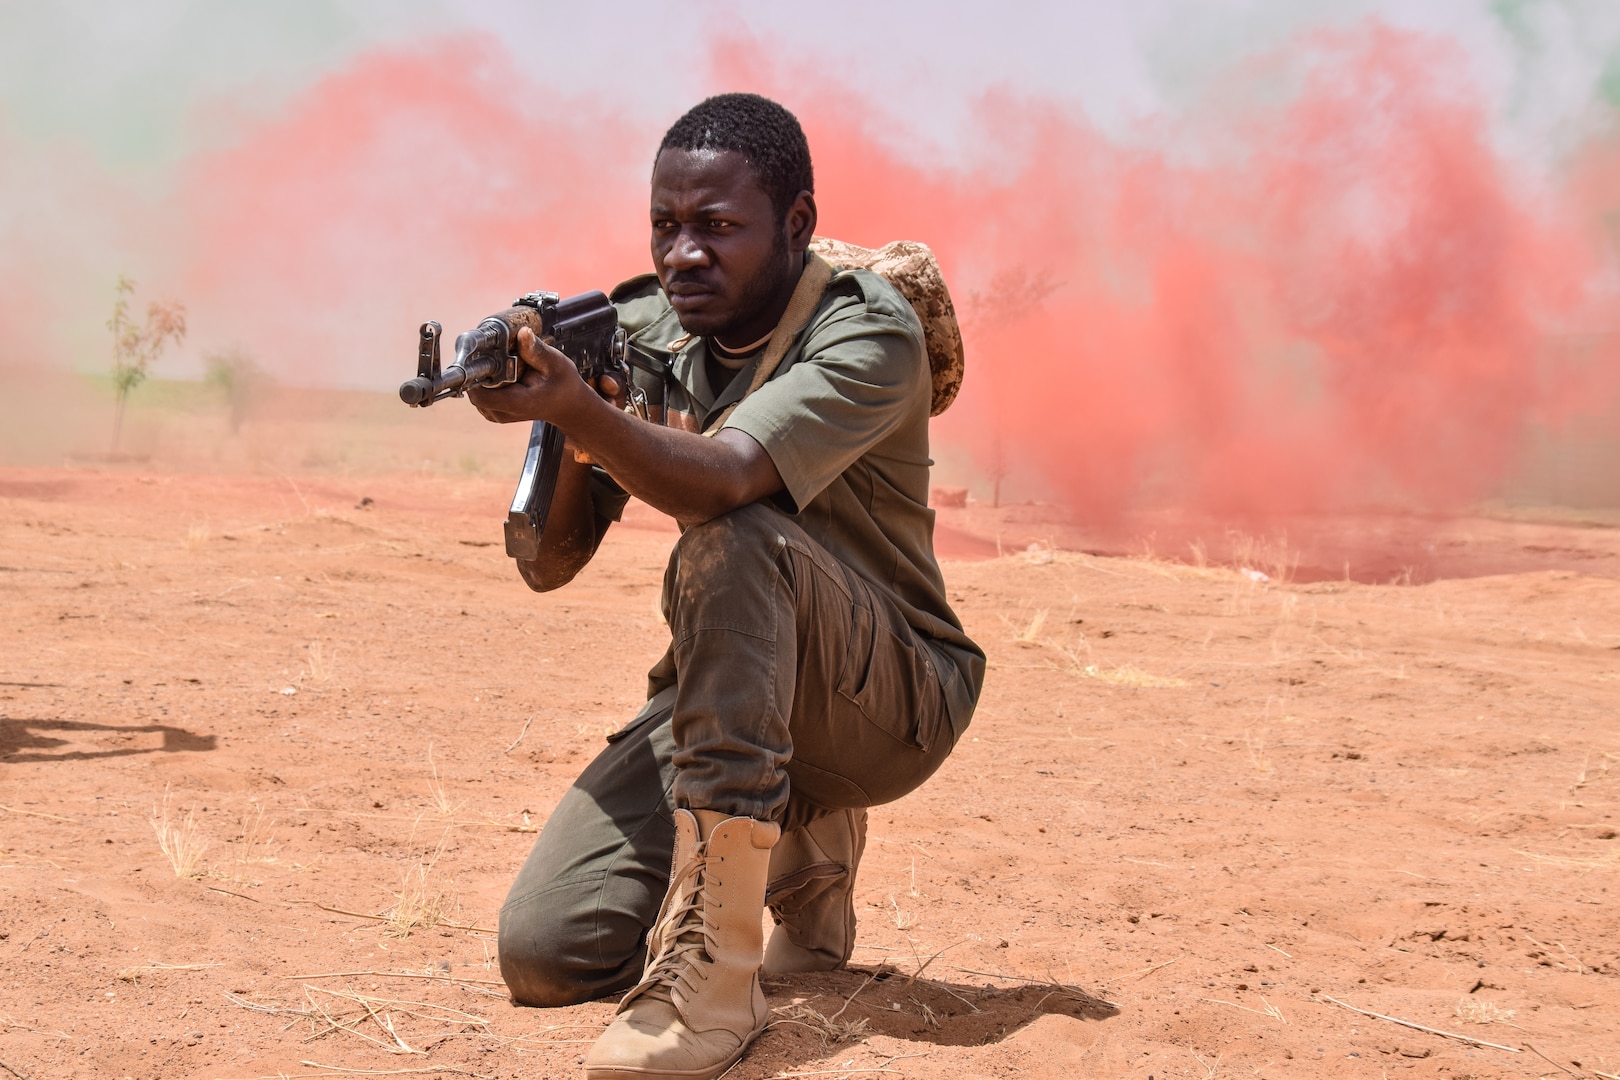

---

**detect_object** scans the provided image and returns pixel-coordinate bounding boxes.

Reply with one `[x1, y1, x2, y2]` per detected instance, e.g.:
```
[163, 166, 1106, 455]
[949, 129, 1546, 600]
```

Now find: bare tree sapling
[108, 275, 187, 454]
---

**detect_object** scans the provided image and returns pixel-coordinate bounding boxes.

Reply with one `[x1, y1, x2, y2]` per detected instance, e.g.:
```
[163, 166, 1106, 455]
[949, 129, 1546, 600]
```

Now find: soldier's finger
[516, 325, 548, 370]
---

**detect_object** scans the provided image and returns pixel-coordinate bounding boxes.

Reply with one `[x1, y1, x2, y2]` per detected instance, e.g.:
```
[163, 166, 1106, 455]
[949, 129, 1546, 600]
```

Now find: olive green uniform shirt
[599, 267, 984, 738]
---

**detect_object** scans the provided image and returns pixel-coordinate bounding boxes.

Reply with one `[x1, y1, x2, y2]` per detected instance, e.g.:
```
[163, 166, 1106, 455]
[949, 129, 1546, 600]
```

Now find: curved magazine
[504, 420, 566, 560]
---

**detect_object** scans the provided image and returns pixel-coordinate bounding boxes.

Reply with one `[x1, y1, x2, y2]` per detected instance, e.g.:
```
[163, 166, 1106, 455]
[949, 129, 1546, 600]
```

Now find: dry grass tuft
[303, 640, 332, 684]
[150, 787, 210, 878]
[1201, 995, 1286, 1024]
[1244, 730, 1274, 774]
[1455, 998, 1517, 1025]
[1005, 608, 1048, 644]
[1229, 531, 1299, 585]
[888, 894, 919, 931]
[237, 801, 280, 866]
[425, 741, 463, 818]
[1082, 664, 1187, 689]
[774, 1002, 870, 1045]
[385, 840, 457, 938]
[184, 522, 211, 550]
[1570, 751, 1615, 796]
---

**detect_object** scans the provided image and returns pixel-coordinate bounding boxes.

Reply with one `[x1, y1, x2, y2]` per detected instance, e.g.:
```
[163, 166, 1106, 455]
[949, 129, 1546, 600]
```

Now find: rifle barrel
[398, 354, 498, 406]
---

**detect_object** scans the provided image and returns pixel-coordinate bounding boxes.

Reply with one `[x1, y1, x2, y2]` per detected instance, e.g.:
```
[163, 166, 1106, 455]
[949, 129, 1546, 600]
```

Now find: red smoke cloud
[7, 22, 1616, 528]
[175, 37, 652, 388]
[717, 23, 1617, 521]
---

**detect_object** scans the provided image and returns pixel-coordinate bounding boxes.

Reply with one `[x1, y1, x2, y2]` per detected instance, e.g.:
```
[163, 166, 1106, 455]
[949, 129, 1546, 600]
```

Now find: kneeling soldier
[468, 92, 984, 1080]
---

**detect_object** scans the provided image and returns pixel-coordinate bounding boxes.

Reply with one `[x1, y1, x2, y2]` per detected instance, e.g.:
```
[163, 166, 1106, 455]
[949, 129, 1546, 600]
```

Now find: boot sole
[584, 1025, 764, 1080]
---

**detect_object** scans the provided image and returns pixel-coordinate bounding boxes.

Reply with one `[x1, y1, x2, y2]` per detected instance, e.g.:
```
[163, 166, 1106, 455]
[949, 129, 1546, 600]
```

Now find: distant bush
[203, 345, 267, 434]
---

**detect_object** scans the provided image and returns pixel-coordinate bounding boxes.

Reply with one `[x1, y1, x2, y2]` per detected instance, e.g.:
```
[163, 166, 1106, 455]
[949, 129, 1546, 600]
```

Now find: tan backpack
[704, 237, 966, 433]
[809, 237, 965, 417]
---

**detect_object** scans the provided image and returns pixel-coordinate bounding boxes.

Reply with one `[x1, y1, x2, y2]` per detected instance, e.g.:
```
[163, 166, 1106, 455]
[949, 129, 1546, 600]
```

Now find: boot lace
[640, 841, 722, 1000]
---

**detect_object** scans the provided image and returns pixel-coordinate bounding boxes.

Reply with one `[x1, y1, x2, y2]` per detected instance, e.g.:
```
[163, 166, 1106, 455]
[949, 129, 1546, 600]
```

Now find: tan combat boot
[585, 808, 780, 1080]
[763, 807, 867, 974]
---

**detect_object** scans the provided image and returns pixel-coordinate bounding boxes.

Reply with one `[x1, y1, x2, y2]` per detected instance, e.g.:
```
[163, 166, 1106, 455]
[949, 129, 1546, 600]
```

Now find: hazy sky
[3, 0, 1618, 389]
[4, 0, 1619, 171]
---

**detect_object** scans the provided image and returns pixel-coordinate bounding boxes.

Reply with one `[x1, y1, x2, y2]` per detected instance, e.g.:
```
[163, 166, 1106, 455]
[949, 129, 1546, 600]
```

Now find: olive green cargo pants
[497, 503, 962, 1006]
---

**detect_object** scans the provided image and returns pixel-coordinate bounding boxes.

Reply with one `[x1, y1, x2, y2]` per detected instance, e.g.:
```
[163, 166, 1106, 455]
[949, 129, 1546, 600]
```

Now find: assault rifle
[399, 290, 633, 562]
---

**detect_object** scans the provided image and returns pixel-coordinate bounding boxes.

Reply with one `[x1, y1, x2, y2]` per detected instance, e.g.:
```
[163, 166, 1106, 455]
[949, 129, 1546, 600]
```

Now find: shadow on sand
[0, 718, 216, 762]
[744, 962, 1117, 1074]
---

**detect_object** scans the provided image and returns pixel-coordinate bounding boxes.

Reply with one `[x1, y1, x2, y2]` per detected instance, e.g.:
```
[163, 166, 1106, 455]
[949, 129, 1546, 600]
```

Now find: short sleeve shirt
[606, 267, 984, 734]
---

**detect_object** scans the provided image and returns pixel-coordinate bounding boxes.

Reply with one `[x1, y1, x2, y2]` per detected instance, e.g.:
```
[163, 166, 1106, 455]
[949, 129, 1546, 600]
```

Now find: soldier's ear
[786, 191, 817, 253]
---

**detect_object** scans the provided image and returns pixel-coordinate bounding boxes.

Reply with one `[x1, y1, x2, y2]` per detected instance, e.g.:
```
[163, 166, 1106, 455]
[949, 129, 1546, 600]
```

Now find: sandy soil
[2, 464, 1618, 1080]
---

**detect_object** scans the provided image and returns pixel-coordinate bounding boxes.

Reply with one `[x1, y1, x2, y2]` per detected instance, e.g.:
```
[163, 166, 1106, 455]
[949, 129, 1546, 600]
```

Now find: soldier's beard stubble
[709, 232, 795, 350]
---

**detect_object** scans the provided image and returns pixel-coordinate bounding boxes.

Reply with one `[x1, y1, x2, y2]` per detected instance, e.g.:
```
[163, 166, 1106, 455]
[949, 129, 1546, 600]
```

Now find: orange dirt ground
[2, 465, 1618, 1080]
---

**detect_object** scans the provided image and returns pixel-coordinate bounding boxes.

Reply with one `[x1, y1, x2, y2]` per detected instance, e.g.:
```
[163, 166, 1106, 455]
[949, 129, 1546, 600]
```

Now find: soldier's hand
[593, 372, 629, 411]
[468, 327, 591, 425]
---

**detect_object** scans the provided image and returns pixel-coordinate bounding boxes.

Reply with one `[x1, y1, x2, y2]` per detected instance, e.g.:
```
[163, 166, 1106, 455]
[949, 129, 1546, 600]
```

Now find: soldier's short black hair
[657, 93, 814, 223]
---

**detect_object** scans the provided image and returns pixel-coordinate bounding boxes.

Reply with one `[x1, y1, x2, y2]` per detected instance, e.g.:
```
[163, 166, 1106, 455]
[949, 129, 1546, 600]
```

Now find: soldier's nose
[664, 233, 709, 270]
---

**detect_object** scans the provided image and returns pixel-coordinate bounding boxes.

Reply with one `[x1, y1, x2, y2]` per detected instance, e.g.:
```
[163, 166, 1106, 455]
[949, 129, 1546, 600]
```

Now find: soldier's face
[649, 148, 805, 340]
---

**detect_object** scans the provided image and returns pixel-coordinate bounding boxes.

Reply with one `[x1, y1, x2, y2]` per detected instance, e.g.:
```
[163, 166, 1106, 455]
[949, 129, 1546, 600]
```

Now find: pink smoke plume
[7, 22, 1617, 526]
[715, 22, 1617, 520]
[174, 37, 652, 389]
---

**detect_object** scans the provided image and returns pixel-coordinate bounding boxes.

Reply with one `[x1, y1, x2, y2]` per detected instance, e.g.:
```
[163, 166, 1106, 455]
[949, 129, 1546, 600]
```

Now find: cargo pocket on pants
[836, 598, 943, 752]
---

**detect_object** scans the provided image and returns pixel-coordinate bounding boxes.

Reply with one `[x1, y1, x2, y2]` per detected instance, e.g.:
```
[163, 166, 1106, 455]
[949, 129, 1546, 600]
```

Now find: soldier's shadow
[0, 718, 216, 762]
[756, 963, 1117, 1061]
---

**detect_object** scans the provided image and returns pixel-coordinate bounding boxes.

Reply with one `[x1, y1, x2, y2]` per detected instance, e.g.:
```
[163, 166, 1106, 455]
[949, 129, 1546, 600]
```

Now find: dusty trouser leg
[660, 502, 957, 819]
[494, 705, 873, 1003]
[764, 806, 868, 973]
[656, 501, 954, 971]
[587, 504, 958, 1076]
[496, 697, 678, 1007]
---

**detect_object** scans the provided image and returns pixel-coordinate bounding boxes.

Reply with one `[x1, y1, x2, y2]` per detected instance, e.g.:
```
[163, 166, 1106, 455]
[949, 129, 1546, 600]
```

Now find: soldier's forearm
[513, 453, 608, 591]
[560, 400, 783, 528]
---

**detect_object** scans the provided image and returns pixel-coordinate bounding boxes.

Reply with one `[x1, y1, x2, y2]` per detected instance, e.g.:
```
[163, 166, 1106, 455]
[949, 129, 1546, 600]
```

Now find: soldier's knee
[674, 503, 786, 583]
[497, 924, 597, 1008]
[497, 877, 649, 1007]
